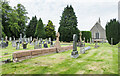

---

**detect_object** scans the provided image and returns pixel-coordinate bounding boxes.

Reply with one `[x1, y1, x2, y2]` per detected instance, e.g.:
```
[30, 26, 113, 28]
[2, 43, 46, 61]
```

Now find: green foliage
[26, 16, 37, 38]
[45, 20, 56, 40]
[105, 19, 120, 45]
[81, 31, 92, 42]
[35, 18, 46, 38]
[15, 4, 29, 35]
[1, 0, 29, 38]
[58, 5, 80, 42]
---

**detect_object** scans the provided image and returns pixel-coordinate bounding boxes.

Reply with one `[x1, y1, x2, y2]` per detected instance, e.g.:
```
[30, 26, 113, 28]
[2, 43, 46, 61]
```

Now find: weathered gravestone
[39, 41, 42, 48]
[79, 32, 84, 47]
[22, 43, 27, 49]
[44, 42, 48, 48]
[9, 37, 12, 41]
[0, 38, 8, 48]
[94, 42, 99, 48]
[50, 41, 53, 47]
[16, 41, 20, 50]
[90, 38, 91, 44]
[71, 34, 79, 58]
[12, 41, 16, 47]
[19, 34, 22, 43]
[34, 40, 39, 49]
[54, 32, 61, 52]
[48, 38, 51, 44]
[5, 36, 8, 41]
[80, 46, 91, 54]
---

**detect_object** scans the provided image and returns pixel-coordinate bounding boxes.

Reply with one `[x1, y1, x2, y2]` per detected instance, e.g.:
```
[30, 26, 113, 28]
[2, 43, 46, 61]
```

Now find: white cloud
[9, 0, 119, 32]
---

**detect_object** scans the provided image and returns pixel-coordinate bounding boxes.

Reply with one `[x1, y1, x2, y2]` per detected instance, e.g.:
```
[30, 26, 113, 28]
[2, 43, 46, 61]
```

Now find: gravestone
[79, 32, 84, 47]
[9, 37, 12, 41]
[48, 38, 51, 44]
[19, 34, 22, 43]
[54, 32, 61, 51]
[22, 43, 27, 49]
[94, 42, 99, 48]
[71, 34, 79, 58]
[0, 38, 8, 48]
[45, 39, 48, 44]
[39, 41, 42, 48]
[90, 38, 91, 44]
[16, 41, 20, 50]
[13, 37, 15, 41]
[44, 42, 48, 48]
[6, 41, 8, 47]
[12, 41, 16, 47]
[50, 41, 53, 47]
[80, 46, 91, 54]
[5, 36, 8, 41]
[34, 40, 39, 49]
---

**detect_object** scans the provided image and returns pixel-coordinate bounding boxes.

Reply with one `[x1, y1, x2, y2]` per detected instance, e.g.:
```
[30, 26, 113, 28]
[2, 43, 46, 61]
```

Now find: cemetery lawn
[1, 43, 118, 74]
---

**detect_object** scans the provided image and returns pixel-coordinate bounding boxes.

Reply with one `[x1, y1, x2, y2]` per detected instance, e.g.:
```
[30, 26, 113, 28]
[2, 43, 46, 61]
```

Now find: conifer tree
[45, 20, 56, 40]
[58, 5, 80, 42]
[35, 18, 46, 38]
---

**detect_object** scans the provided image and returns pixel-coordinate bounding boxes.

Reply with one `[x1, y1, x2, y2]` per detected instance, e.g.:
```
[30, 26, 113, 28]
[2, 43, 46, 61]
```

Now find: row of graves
[1, 32, 104, 63]
[0, 34, 54, 50]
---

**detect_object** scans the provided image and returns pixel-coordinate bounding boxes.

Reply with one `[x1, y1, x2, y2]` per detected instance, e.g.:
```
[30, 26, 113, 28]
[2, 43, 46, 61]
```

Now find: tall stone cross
[56, 32, 60, 41]
[79, 32, 82, 42]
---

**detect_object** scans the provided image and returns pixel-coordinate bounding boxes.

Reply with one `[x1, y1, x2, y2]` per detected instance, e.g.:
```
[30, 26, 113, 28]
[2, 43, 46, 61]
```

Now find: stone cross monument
[54, 32, 61, 52]
[79, 32, 82, 42]
[71, 34, 79, 58]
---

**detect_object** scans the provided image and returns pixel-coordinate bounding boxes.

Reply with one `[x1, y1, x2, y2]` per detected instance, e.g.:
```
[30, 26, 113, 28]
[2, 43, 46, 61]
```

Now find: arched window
[96, 33, 99, 39]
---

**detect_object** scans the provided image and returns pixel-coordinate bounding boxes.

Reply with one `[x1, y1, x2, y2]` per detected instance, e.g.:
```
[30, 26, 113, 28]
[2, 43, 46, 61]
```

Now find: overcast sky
[8, 0, 119, 32]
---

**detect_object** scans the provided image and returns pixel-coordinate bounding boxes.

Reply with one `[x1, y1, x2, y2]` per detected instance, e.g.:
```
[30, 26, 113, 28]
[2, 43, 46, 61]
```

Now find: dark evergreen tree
[58, 5, 80, 42]
[35, 18, 46, 38]
[45, 20, 56, 40]
[26, 16, 37, 37]
[106, 19, 120, 45]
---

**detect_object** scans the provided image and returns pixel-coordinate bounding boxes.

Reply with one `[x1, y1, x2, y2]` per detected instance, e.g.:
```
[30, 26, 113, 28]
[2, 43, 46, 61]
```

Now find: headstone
[45, 39, 48, 44]
[16, 41, 20, 50]
[22, 43, 27, 49]
[12, 41, 16, 47]
[71, 34, 79, 58]
[80, 46, 91, 54]
[50, 41, 53, 47]
[13, 37, 15, 41]
[90, 38, 91, 44]
[79, 32, 84, 47]
[54, 32, 61, 51]
[39, 42, 42, 48]
[20, 34, 22, 43]
[84, 37, 85, 43]
[34, 40, 39, 49]
[94, 42, 99, 48]
[48, 38, 51, 44]
[9, 37, 12, 41]
[5, 36, 8, 41]
[44, 43, 48, 48]
[87, 39, 88, 43]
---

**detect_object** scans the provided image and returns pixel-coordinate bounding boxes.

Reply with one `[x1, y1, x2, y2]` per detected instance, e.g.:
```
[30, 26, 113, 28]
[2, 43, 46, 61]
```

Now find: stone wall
[13, 46, 73, 62]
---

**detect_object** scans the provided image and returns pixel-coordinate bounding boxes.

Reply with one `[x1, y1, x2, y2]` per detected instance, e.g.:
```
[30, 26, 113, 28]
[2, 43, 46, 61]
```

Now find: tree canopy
[105, 19, 120, 45]
[58, 5, 80, 42]
[45, 20, 56, 40]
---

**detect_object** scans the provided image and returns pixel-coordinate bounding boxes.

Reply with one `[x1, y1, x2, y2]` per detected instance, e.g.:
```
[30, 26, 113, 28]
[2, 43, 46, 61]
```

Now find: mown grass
[1, 42, 118, 74]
